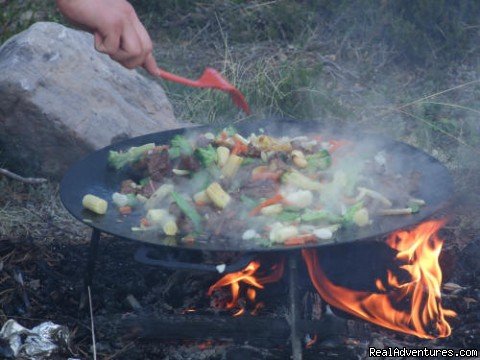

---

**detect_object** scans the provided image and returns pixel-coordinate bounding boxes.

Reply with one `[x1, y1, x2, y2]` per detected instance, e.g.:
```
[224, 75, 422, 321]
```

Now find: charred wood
[121, 314, 348, 343]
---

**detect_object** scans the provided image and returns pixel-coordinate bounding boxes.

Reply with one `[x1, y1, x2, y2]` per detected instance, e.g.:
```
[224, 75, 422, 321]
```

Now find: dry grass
[0, 179, 88, 242]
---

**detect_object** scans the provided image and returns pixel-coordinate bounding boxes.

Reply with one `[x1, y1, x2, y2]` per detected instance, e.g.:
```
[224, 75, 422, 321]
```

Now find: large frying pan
[60, 118, 453, 252]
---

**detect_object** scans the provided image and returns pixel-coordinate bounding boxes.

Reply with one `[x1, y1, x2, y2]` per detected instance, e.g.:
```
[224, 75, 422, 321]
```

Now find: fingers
[94, 32, 120, 55]
[111, 22, 143, 68]
[93, 3, 155, 71]
[143, 53, 159, 76]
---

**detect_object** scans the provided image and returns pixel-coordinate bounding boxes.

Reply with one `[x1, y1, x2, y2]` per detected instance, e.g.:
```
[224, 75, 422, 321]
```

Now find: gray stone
[0, 22, 185, 178]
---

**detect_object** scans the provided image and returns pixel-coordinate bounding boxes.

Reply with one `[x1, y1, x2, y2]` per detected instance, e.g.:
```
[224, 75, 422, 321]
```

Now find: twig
[419, 101, 480, 116]
[397, 108, 478, 152]
[390, 79, 480, 113]
[88, 286, 97, 360]
[0, 168, 47, 184]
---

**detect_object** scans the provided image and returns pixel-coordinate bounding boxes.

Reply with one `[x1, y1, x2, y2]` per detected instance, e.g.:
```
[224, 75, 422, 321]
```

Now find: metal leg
[289, 254, 303, 360]
[80, 229, 101, 309]
[85, 228, 101, 287]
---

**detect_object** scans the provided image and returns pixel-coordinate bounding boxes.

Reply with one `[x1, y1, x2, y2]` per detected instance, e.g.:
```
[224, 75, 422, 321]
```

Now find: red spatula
[152, 66, 251, 115]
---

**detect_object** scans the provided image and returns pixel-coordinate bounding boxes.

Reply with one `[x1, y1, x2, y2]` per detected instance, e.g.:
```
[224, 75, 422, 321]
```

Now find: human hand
[56, 0, 158, 74]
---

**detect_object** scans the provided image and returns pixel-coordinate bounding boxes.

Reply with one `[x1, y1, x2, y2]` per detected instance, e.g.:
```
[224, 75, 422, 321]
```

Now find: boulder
[0, 22, 185, 179]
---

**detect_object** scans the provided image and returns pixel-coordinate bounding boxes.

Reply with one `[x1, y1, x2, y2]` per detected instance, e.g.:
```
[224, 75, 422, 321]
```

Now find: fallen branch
[120, 313, 353, 343]
[0, 168, 47, 184]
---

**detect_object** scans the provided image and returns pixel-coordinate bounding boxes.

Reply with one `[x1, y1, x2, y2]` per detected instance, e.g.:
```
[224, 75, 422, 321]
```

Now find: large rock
[0, 22, 185, 178]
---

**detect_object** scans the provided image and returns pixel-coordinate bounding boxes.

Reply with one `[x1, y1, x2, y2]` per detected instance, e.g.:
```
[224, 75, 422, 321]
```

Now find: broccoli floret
[223, 126, 237, 136]
[169, 135, 193, 158]
[108, 143, 155, 170]
[306, 150, 332, 171]
[195, 145, 218, 167]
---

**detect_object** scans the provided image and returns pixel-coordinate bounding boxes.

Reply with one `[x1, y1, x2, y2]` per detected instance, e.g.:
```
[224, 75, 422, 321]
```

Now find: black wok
[60, 118, 453, 252]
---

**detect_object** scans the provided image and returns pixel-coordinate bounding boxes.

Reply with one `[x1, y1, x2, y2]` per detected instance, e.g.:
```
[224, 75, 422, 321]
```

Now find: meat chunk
[241, 179, 277, 199]
[138, 181, 160, 198]
[120, 180, 138, 194]
[245, 144, 261, 158]
[147, 149, 171, 181]
[177, 155, 200, 172]
[202, 207, 246, 237]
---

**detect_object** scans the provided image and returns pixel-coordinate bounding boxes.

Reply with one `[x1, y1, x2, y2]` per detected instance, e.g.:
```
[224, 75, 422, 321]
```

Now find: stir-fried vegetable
[106, 126, 427, 247]
[206, 182, 231, 209]
[240, 194, 258, 209]
[169, 135, 193, 158]
[195, 145, 218, 167]
[193, 190, 211, 206]
[250, 194, 284, 216]
[260, 204, 283, 216]
[284, 190, 313, 208]
[282, 171, 323, 191]
[275, 210, 301, 222]
[252, 166, 282, 181]
[144, 184, 174, 210]
[356, 187, 392, 208]
[82, 194, 108, 215]
[171, 191, 202, 232]
[306, 149, 331, 171]
[301, 210, 342, 224]
[146, 209, 178, 235]
[221, 154, 244, 178]
[269, 223, 298, 243]
[342, 202, 364, 226]
[108, 143, 155, 170]
[216, 146, 230, 167]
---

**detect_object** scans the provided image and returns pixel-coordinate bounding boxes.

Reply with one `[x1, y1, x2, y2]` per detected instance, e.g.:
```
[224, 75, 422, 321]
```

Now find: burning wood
[208, 258, 285, 315]
[208, 219, 457, 340]
[302, 219, 456, 339]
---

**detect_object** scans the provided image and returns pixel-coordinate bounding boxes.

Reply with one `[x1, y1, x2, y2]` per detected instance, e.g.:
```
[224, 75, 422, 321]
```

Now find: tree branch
[0, 168, 47, 184]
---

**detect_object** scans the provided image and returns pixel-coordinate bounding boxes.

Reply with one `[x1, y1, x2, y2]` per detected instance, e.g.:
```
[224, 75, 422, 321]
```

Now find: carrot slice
[249, 194, 284, 216]
[328, 139, 350, 152]
[284, 234, 316, 246]
[119, 206, 132, 215]
[231, 139, 249, 155]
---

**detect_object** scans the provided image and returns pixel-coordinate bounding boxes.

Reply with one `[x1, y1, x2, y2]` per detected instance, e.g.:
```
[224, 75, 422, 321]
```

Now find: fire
[302, 219, 456, 339]
[208, 258, 285, 315]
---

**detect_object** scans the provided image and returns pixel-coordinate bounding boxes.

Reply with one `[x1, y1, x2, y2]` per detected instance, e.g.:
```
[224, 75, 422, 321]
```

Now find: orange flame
[302, 219, 456, 339]
[208, 258, 285, 314]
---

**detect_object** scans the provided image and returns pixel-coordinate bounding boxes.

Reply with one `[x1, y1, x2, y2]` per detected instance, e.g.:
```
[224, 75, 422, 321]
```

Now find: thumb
[94, 31, 120, 55]
[94, 32, 106, 53]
